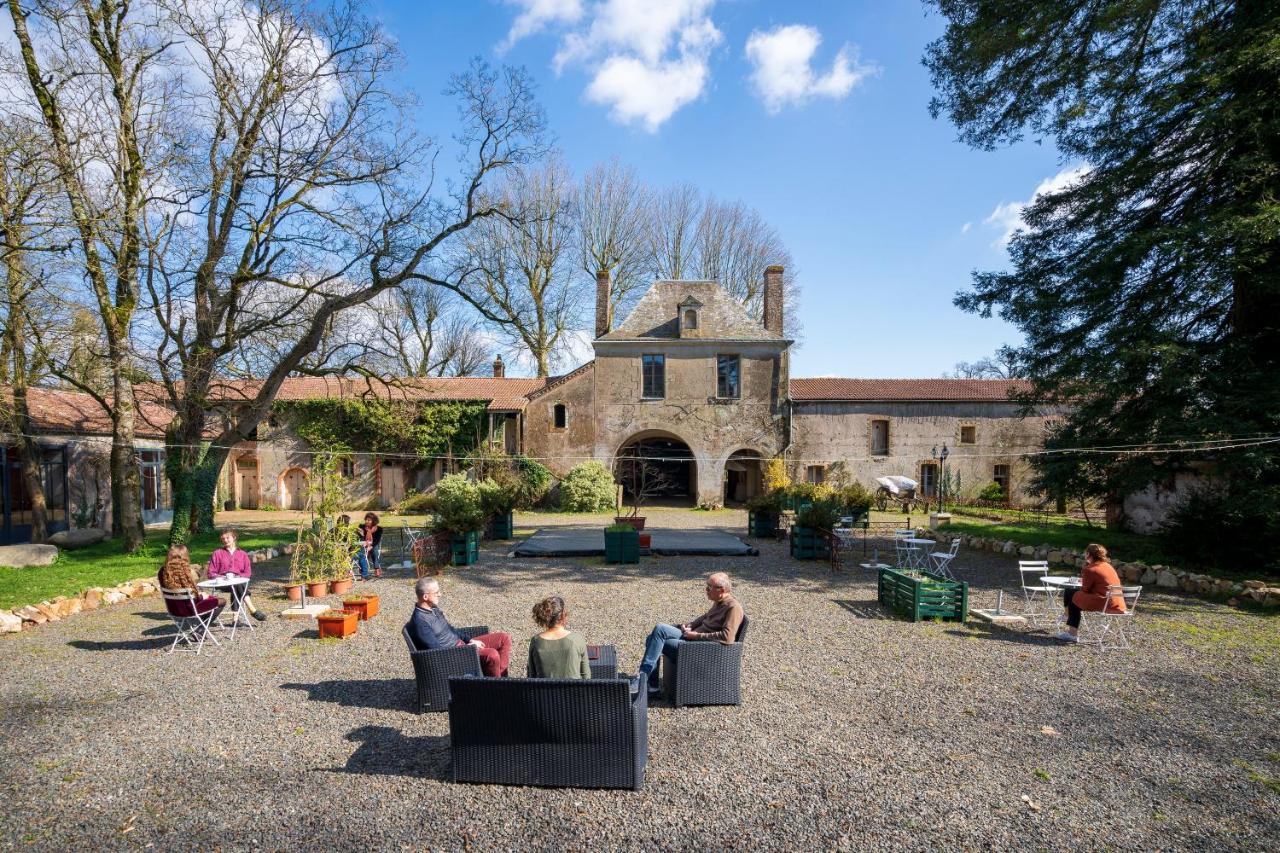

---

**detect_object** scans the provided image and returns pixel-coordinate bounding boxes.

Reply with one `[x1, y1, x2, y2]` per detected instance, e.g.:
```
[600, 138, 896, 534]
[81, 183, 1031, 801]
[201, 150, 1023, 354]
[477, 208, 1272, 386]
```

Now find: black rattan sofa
[448, 676, 648, 790]
[402, 624, 487, 713]
[659, 614, 748, 707]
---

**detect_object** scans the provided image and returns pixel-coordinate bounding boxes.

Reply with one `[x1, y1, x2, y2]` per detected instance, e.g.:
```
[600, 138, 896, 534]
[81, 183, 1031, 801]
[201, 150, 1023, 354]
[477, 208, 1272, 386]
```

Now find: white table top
[1042, 576, 1082, 589]
[904, 538, 936, 546]
[198, 575, 249, 589]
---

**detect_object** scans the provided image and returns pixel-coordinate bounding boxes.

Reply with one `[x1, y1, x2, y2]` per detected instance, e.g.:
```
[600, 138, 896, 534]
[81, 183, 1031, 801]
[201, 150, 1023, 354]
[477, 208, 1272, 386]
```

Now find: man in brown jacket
[634, 572, 744, 696]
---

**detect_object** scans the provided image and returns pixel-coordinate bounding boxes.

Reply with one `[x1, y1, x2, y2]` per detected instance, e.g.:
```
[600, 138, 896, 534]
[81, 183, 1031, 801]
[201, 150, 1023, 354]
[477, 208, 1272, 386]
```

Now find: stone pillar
[762, 265, 784, 336]
[492, 355, 505, 378]
[696, 455, 726, 509]
[595, 269, 612, 338]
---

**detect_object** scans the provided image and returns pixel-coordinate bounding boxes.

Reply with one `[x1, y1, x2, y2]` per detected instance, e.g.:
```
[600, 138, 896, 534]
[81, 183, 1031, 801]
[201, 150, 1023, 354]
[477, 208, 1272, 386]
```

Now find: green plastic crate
[876, 567, 968, 622]
[748, 510, 779, 538]
[789, 525, 829, 560]
[603, 527, 640, 564]
[486, 512, 514, 540]
[450, 530, 480, 566]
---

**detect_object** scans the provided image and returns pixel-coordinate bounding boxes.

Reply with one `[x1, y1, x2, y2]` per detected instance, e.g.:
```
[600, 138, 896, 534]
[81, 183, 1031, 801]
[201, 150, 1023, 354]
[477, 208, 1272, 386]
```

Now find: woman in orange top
[1058, 543, 1125, 642]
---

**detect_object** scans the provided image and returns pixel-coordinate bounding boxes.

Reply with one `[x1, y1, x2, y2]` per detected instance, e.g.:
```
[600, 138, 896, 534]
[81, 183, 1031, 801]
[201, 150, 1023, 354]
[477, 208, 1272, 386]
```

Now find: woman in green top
[526, 595, 591, 679]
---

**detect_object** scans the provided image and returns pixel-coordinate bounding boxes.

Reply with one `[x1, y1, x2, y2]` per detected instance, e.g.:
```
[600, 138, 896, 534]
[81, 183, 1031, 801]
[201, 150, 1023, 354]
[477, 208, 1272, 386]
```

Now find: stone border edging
[0, 542, 296, 634]
[933, 529, 1280, 608]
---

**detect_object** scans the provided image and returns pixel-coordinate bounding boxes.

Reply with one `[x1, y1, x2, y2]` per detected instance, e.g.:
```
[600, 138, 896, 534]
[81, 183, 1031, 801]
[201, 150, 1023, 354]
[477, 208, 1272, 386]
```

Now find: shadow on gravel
[945, 626, 1065, 647]
[281, 679, 416, 712]
[68, 633, 174, 651]
[831, 598, 888, 618]
[329, 724, 450, 779]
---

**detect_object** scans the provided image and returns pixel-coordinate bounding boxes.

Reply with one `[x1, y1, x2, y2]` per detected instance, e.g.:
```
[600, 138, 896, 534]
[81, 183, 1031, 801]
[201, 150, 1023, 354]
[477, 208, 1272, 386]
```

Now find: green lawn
[0, 529, 294, 611]
[941, 517, 1178, 567]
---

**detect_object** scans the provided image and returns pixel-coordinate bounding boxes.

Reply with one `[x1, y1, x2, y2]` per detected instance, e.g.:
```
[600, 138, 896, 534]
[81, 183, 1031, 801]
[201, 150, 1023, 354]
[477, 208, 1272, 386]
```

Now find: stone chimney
[491, 355, 505, 378]
[762, 265, 784, 336]
[595, 269, 612, 338]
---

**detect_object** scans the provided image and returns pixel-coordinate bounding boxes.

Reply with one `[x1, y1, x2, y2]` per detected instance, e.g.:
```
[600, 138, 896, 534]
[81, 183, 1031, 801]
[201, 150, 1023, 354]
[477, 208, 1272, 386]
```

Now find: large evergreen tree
[925, 1, 1280, 566]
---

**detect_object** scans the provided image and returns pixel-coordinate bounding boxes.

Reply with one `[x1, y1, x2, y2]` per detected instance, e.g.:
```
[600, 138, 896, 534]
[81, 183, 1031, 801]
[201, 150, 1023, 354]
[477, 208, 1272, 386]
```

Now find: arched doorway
[280, 467, 309, 510]
[615, 432, 696, 507]
[723, 450, 764, 506]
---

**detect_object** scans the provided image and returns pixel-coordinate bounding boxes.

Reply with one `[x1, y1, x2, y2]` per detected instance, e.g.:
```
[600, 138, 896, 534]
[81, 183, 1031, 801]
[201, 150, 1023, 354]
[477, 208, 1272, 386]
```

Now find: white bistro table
[197, 575, 254, 639]
[903, 538, 936, 571]
[1041, 575, 1082, 610]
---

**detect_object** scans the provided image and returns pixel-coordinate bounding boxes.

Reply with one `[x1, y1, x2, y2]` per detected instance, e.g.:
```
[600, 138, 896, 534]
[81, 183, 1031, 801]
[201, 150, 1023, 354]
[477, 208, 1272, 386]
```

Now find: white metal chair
[161, 588, 222, 655]
[892, 530, 914, 568]
[1018, 561, 1057, 622]
[401, 519, 426, 559]
[1085, 585, 1141, 650]
[929, 538, 962, 579]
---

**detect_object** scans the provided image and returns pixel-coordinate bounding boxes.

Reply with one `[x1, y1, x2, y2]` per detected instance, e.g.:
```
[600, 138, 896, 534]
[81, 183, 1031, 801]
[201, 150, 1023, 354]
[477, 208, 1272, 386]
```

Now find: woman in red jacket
[1058, 543, 1126, 642]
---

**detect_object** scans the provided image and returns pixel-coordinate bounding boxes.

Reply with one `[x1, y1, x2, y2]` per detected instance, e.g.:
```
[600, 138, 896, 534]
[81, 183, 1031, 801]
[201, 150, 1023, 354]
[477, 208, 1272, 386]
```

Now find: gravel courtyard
[2, 509, 1278, 851]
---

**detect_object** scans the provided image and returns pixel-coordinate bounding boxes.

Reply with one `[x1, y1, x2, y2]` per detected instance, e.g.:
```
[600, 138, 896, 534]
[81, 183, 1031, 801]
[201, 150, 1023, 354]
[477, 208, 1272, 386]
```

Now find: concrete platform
[512, 527, 758, 558]
[279, 604, 331, 620]
[970, 608, 1029, 629]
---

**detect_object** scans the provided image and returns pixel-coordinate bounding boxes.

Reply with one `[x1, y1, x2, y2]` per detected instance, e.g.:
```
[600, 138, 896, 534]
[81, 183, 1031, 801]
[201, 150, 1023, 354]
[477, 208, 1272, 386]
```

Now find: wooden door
[236, 458, 260, 509]
[380, 463, 406, 507]
[282, 468, 308, 510]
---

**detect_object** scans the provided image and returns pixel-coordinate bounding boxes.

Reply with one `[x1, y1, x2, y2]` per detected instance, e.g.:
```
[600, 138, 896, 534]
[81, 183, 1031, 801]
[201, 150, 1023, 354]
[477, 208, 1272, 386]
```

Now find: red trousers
[468, 631, 512, 677]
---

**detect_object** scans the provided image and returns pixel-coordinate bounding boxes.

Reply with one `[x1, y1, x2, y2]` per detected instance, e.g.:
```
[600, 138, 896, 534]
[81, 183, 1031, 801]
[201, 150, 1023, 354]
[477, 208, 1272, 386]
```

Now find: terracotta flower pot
[331, 577, 353, 595]
[316, 609, 358, 639]
[638, 533, 652, 549]
[614, 516, 646, 531]
[285, 584, 303, 602]
[342, 594, 380, 621]
[305, 581, 330, 597]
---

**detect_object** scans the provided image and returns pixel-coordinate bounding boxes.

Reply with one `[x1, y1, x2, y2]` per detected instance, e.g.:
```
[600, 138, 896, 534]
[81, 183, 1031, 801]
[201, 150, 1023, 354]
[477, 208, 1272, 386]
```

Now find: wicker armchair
[660, 615, 749, 707]
[448, 676, 647, 790]
[402, 624, 488, 713]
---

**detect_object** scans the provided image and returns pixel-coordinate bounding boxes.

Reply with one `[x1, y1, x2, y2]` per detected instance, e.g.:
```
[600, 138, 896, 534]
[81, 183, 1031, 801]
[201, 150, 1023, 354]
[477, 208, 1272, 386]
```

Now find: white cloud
[499, 0, 584, 52]
[985, 165, 1090, 246]
[961, 221, 972, 234]
[501, 0, 721, 131]
[744, 24, 877, 113]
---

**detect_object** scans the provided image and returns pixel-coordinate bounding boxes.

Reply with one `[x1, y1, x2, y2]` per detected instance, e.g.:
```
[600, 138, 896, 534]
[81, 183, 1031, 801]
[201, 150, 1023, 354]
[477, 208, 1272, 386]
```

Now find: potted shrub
[603, 522, 640, 564]
[612, 456, 674, 531]
[791, 499, 841, 560]
[432, 474, 485, 566]
[746, 491, 784, 537]
[478, 476, 518, 541]
[287, 453, 358, 599]
[316, 607, 358, 639]
[342, 594, 380, 621]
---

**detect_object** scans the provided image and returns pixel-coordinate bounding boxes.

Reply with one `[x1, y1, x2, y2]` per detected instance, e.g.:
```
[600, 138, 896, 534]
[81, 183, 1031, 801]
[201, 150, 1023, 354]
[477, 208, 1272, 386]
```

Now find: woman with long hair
[158, 544, 223, 620]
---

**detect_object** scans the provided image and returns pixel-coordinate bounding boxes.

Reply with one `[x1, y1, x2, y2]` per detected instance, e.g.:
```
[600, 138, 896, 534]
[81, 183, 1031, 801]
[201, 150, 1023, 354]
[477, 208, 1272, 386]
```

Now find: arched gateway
[615, 432, 697, 507]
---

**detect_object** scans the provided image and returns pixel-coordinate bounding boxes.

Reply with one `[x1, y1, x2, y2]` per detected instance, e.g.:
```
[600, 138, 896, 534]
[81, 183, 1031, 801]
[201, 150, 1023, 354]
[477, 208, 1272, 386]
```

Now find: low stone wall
[0, 543, 294, 634]
[935, 530, 1280, 608]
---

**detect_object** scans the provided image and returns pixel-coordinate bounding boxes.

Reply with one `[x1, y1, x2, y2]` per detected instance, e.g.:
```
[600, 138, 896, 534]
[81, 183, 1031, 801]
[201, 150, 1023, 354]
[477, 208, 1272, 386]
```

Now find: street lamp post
[931, 444, 951, 514]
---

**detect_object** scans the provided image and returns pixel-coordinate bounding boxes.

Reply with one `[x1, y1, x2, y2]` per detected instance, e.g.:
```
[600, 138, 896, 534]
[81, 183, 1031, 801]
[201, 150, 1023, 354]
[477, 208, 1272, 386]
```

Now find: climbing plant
[273, 399, 489, 461]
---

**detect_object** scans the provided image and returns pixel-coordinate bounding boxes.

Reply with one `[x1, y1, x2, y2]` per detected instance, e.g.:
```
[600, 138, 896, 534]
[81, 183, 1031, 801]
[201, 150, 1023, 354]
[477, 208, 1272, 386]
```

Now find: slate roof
[599, 280, 778, 341]
[197, 376, 548, 412]
[789, 378, 1032, 402]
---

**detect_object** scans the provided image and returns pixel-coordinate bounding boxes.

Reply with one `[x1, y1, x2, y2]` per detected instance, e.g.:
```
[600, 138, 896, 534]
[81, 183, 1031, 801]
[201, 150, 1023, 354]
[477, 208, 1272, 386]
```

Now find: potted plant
[612, 456, 674, 531]
[287, 453, 358, 599]
[746, 491, 784, 537]
[342, 594, 380, 621]
[478, 476, 518, 541]
[790, 498, 841, 560]
[316, 606, 358, 639]
[603, 522, 640, 564]
[432, 474, 485, 566]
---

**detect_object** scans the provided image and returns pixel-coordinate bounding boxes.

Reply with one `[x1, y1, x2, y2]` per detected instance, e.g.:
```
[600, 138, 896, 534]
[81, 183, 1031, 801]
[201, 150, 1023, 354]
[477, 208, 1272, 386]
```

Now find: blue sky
[370, 1, 1073, 379]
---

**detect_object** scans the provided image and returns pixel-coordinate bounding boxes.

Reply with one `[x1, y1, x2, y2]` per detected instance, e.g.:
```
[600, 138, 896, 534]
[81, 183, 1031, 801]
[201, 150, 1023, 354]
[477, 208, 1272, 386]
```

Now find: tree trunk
[109, 365, 145, 552]
[11, 387, 47, 543]
[167, 438, 227, 545]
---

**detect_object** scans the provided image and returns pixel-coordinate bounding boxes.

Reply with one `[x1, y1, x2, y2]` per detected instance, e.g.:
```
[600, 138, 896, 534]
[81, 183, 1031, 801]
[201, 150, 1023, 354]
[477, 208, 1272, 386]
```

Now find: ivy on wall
[273, 399, 489, 461]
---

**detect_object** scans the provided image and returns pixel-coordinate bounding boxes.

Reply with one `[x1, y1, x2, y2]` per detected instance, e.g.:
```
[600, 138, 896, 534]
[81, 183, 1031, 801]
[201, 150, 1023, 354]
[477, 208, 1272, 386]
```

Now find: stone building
[5, 266, 1057, 543]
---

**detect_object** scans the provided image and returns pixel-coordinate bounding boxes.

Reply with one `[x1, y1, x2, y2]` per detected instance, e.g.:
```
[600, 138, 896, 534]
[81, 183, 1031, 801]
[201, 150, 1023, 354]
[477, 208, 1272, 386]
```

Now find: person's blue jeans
[638, 623, 683, 689]
[354, 548, 371, 579]
[369, 544, 381, 572]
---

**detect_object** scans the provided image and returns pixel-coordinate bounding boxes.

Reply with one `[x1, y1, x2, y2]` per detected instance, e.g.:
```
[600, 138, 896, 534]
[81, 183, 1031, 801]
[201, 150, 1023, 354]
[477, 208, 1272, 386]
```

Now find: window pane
[554, 404, 567, 428]
[642, 355, 665, 398]
[717, 355, 740, 398]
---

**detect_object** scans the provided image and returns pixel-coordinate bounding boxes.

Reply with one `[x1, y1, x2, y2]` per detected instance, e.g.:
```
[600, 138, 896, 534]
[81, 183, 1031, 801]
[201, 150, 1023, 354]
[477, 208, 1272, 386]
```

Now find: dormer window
[677, 295, 702, 338]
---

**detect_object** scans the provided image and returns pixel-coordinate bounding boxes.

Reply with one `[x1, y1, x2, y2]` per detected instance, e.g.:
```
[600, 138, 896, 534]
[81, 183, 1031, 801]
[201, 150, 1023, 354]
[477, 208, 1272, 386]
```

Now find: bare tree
[131, 0, 546, 539]
[444, 158, 582, 377]
[648, 181, 702, 281]
[0, 120, 64, 542]
[370, 283, 491, 376]
[694, 196, 797, 331]
[947, 345, 1022, 379]
[575, 159, 652, 327]
[5, 0, 178, 550]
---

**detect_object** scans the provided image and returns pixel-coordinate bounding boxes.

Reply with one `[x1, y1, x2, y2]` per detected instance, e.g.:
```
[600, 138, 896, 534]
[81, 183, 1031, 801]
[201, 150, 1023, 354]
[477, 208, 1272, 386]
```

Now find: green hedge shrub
[559, 461, 617, 513]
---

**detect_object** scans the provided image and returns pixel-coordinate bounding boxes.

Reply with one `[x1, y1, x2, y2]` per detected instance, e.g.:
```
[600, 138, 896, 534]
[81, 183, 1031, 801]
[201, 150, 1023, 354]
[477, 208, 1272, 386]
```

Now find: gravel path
[1, 509, 1278, 851]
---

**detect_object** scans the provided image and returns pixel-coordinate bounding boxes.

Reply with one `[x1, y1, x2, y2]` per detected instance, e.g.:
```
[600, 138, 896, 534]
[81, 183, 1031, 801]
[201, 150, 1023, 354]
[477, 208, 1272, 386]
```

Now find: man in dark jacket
[406, 577, 511, 676]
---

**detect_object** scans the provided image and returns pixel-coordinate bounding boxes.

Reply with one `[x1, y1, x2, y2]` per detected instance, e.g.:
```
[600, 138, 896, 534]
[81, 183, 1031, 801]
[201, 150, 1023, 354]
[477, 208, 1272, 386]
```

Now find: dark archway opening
[723, 450, 764, 506]
[616, 436, 696, 507]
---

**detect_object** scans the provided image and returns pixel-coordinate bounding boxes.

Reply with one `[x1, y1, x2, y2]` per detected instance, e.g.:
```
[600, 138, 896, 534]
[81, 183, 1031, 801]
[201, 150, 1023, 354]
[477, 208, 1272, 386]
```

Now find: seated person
[1058, 543, 1126, 642]
[526, 595, 591, 680]
[406, 577, 512, 677]
[158, 544, 223, 621]
[357, 512, 384, 579]
[207, 528, 266, 621]
[635, 571, 744, 696]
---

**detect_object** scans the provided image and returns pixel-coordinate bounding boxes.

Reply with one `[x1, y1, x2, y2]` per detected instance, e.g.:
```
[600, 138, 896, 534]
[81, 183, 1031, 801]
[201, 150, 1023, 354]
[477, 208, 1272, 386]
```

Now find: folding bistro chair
[892, 530, 914, 569]
[400, 518, 427, 560]
[1018, 561, 1057, 623]
[161, 588, 222, 655]
[928, 538, 962, 579]
[1085, 585, 1142, 650]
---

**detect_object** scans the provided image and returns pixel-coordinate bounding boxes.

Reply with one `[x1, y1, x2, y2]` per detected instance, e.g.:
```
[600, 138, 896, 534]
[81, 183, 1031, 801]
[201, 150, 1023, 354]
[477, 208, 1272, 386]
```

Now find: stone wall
[1121, 470, 1212, 534]
[789, 401, 1057, 504]
[522, 365, 598, 476]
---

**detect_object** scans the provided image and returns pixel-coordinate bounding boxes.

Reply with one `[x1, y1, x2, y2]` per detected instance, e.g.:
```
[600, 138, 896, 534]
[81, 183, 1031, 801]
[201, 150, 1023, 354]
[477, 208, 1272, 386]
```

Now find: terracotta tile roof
[199, 376, 548, 411]
[14, 386, 173, 438]
[525, 361, 595, 401]
[789, 378, 1032, 402]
